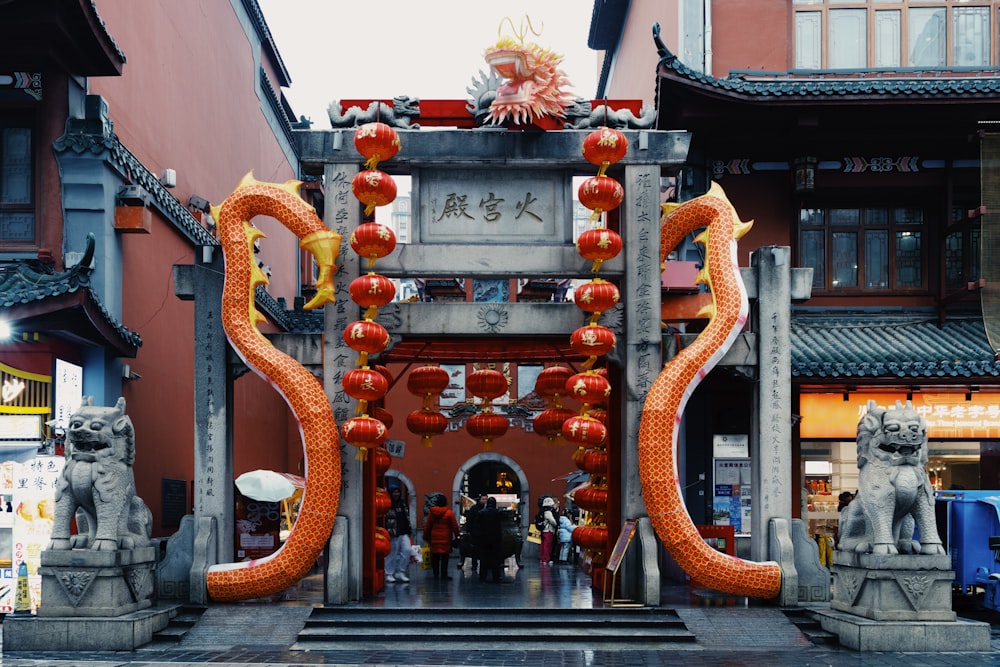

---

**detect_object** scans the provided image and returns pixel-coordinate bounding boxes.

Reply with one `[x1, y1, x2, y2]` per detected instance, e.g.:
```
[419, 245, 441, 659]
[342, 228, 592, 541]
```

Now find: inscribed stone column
[750, 246, 793, 562]
[189, 249, 233, 603]
[622, 163, 663, 518]
[323, 158, 363, 603]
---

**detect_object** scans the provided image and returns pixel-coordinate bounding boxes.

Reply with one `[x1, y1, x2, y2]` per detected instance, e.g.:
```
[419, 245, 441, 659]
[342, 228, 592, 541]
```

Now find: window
[798, 206, 926, 292]
[0, 118, 34, 246]
[793, 1, 1000, 70]
[944, 204, 981, 291]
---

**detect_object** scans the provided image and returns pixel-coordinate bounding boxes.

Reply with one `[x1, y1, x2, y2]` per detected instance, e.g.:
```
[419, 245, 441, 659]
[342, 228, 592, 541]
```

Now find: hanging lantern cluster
[565, 126, 629, 567]
[465, 367, 509, 450]
[532, 366, 575, 445]
[341, 122, 400, 462]
[405, 365, 451, 447]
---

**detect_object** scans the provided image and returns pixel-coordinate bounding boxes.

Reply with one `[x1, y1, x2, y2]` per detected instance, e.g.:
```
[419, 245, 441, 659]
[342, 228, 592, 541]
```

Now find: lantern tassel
[582, 355, 598, 371]
[364, 201, 377, 216]
[364, 155, 382, 171]
[421, 435, 434, 448]
[597, 161, 610, 177]
[481, 439, 493, 452]
[363, 305, 379, 320]
[588, 209, 603, 225]
[354, 400, 369, 415]
[356, 352, 370, 367]
[590, 259, 604, 273]
[355, 446, 369, 461]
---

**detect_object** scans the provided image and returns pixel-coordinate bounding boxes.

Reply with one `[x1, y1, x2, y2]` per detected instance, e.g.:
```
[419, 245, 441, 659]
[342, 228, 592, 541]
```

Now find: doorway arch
[452, 452, 530, 533]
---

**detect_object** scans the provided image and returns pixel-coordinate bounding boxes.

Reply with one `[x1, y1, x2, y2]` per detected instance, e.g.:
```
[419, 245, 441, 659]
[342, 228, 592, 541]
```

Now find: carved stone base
[814, 607, 991, 652]
[2, 604, 178, 651]
[830, 551, 954, 621]
[37, 547, 156, 617]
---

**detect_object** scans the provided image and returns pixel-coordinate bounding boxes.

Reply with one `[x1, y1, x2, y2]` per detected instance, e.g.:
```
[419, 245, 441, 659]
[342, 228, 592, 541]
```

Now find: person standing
[457, 493, 488, 572]
[422, 494, 460, 579]
[557, 509, 576, 564]
[476, 496, 504, 583]
[383, 486, 413, 583]
[539, 497, 558, 565]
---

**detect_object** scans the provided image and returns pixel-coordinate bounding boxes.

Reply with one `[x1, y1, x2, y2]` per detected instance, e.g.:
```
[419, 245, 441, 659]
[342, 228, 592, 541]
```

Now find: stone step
[294, 606, 696, 649]
[781, 607, 840, 646]
[148, 605, 207, 645]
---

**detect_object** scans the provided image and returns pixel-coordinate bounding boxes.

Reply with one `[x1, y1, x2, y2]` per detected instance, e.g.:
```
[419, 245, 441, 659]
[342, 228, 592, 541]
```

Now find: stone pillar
[186, 250, 233, 603]
[750, 247, 793, 561]
[323, 158, 362, 603]
[621, 162, 664, 604]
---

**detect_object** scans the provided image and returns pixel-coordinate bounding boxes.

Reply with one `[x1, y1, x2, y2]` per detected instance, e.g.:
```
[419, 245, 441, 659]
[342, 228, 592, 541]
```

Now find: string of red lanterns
[341, 121, 400, 463]
[405, 365, 451, 447]
[567, 126, 628, 570]
[465, 367, 509, 450]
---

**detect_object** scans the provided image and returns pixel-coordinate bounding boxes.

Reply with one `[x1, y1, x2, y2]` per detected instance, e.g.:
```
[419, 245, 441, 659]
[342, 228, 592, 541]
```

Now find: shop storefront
[798, 391, 993, 545]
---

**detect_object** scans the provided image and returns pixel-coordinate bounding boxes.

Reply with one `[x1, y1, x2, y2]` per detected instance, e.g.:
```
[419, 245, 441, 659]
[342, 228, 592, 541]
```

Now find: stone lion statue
[837, 399, 944, 556]
[47, 397, 152, 552]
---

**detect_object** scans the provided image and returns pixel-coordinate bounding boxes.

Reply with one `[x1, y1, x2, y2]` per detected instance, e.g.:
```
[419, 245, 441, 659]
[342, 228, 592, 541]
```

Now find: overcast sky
[257, 0, 601, 129]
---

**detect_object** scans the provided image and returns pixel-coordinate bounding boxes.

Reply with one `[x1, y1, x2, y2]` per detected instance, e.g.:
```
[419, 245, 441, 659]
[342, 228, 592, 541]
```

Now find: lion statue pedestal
[3, 398, 176, 652]
[814, 400, 990, 651]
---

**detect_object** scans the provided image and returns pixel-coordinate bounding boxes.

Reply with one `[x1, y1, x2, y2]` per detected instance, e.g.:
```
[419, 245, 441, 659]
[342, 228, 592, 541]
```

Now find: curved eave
[0, 0, 126, 76]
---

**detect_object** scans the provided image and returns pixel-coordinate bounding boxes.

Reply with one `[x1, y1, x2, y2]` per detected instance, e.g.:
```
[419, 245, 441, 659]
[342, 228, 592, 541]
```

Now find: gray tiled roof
[791, 315, 1000, 379]
[0, 233, 142, 352]
[657, 46, 1000, 100]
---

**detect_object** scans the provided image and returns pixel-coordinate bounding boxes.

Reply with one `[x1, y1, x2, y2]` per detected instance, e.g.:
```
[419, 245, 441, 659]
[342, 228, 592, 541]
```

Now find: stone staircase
[293, 606, 697, 650]
[781, 607, 840, 646]
[147, 605, 207, 646]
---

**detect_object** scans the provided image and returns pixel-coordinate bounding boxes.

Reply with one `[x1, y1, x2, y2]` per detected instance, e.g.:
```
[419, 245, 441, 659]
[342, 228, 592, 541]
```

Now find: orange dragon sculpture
[205, 173, 342, 601]
[639, 182, 783, 598]
[483, 17, 574, 126]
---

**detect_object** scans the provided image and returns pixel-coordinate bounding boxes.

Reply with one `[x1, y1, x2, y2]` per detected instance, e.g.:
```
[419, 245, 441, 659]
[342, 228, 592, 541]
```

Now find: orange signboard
[800, 392, 1000, 439]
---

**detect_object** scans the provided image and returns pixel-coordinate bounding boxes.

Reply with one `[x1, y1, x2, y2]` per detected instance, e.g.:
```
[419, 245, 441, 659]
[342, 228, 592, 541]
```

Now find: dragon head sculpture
[483, 16, 573, 127]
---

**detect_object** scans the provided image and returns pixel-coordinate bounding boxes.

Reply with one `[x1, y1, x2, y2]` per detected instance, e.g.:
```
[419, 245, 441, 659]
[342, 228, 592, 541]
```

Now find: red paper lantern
[342, 367, 389, 402]
[374, 487, 392, 517]
[341, 415, 387, 460]
[467, 369, 508, 401]
[582, 127, 628, 170]
[570, 325, 617, 359]
[372, 446, 392, 475]
[350, 222, 397, 263]
[371, 406, 394, 430]
[573, 279, 620, 314]
[354, 122, 400, 168]
[561, 415, 608, 447]
[352, 169, 397, 215]
[406, 366, 451, 398]
[582, 449, 609, 475]
[466, 411, 508, 449]
[349, 273, 396, 310]
[576, 228, 623, 264]
[406, 409, 449, 447]
[565, 372, 611, 407]
[534, 366, 574, 400]
[374, 526, 392, 558]
[533, 407, 576, 442]
[572, 524, 609, 551]
[574, 486, 609, 513]
[588, 407, 609, 424]
[578, 176, 624, 213]
[343, 320, 390, 356]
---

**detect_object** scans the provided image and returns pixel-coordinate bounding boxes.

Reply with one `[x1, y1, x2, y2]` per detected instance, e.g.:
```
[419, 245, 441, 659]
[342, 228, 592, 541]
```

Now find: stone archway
[451, 452, 530, 534]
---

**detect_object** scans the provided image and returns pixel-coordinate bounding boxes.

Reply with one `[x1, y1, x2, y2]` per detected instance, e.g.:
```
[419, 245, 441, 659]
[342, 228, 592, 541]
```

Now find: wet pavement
[2, 558, 999, 666]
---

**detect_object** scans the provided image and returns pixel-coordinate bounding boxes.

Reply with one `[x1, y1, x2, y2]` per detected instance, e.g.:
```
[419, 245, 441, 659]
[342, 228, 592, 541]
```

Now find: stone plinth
[37, 546, 156, 617]
[814, 607, 992, 652]
[831, 551, 954, 621]
[2, 604, 178, 651]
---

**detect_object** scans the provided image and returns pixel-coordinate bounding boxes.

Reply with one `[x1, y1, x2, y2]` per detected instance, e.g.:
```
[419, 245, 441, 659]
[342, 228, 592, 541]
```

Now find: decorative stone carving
[327, 96, 421, 129]
[37, 397, 157, 618]
[837, 399, 944, 556]
[47, 396, 152, 552]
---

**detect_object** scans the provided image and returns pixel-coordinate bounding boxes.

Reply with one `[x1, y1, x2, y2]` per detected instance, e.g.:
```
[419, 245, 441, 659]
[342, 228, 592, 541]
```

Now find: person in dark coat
[422, 494, 460, 579]
[475, 496, 504, 583]
[457, 493, 488, 572]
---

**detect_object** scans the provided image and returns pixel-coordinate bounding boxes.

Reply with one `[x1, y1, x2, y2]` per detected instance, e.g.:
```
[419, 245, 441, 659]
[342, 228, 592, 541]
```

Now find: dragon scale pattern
[639, 183, 782, 598]
[206, 175, 341, 602]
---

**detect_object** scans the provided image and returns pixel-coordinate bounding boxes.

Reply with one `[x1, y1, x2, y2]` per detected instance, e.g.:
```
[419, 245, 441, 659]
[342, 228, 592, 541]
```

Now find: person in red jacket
[422, 494, 460, 579]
